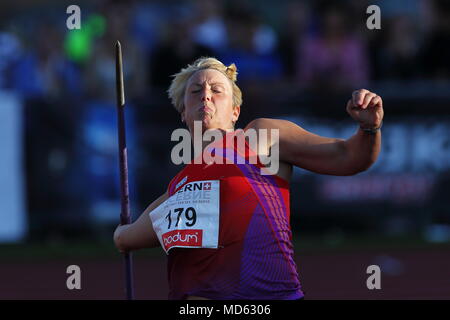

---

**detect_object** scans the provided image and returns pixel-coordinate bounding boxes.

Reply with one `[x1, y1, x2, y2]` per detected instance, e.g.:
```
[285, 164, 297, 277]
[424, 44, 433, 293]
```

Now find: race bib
[149, 180, 220, 254]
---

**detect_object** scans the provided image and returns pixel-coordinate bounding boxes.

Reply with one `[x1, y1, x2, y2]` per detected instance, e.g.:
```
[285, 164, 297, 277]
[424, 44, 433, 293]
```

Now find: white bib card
[150, 180, 220, 254]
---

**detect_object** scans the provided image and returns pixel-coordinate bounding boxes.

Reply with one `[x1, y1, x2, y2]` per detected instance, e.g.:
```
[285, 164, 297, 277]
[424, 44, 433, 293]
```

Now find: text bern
[169, 181, 212, 204]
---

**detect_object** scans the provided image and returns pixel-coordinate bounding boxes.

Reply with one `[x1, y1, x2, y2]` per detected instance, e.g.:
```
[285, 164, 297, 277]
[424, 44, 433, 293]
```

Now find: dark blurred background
[0, 0, 449, 299]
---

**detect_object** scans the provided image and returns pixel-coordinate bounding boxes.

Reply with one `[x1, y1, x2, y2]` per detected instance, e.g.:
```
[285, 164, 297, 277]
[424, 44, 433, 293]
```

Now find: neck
[189, 126, 234, 156]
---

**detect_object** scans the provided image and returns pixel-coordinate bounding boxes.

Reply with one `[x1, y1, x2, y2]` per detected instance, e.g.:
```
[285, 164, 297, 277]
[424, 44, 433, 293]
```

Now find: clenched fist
[346, 89, 384, 130]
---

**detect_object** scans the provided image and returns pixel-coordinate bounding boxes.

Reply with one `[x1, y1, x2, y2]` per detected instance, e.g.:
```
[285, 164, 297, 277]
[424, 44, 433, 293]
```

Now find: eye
[191, 89, 201, 93]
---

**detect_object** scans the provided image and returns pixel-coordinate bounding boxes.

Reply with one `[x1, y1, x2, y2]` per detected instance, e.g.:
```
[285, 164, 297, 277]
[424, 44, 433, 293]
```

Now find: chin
[201, 117, 215, 130]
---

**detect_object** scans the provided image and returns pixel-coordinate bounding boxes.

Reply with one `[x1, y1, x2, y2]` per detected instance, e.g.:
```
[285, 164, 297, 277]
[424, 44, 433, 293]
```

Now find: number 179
[165, 207, 197, 229]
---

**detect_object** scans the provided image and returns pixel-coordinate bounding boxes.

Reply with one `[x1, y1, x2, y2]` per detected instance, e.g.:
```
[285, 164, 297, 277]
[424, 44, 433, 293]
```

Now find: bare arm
[342, 127, 381, 173]
[247, 118, 352, 175]
[114, 192, 168, 252]
[246, 90, 383, 176]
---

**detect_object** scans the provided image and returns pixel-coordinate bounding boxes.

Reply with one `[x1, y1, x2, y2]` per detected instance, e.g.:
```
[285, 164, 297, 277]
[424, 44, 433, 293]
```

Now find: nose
[200, 88, 211, 102]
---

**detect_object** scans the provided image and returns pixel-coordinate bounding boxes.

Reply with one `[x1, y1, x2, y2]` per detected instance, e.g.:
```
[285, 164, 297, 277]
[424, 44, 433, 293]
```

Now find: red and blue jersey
[166, 131, 303, 300]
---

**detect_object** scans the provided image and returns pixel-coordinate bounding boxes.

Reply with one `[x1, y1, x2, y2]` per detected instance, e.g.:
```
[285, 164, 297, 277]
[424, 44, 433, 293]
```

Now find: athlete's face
[182, 69, 240, 133]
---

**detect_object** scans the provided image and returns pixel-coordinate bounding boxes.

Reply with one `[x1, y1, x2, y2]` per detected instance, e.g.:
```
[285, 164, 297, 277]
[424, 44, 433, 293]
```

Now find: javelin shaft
[115, 40, 135, 300]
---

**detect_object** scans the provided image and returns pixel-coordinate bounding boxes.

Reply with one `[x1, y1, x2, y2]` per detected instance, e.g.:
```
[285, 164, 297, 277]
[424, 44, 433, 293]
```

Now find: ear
[232, 105, 240, 123]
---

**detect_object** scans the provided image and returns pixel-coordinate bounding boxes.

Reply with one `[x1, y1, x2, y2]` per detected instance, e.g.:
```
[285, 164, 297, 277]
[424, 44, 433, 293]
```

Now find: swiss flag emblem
[204, 182, 211, 190]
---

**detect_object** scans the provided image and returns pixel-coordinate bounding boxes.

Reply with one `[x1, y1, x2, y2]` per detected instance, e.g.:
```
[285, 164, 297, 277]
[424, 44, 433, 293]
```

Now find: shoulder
[244, 118, 293, 131]
[244, 118, 306, 137]
[243, 118, 295, 182]
[242, 117, 303, 151]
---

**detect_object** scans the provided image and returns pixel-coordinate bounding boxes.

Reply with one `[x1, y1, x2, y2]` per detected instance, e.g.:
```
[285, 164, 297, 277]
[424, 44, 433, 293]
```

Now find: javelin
[115, 40, 135, 300]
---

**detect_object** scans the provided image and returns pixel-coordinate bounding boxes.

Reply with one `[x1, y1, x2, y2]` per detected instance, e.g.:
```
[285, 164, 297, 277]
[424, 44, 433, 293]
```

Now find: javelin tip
[115, 40, 125, 107]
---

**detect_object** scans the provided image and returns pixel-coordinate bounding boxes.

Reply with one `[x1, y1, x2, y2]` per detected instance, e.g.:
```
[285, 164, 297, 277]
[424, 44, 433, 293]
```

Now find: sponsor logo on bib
[162, 229, 203, 251]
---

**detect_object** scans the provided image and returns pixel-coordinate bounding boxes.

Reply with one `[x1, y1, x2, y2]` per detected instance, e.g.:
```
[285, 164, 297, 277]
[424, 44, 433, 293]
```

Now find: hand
[113, 224, 128, 253]
[346, 89, 384, 129]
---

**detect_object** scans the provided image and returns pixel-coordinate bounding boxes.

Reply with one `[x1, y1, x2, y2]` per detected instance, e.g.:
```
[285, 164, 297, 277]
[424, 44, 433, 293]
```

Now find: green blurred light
[64, 29, 90, 63]
[87, 14, 106, 37]
[64, 14, 106, 63]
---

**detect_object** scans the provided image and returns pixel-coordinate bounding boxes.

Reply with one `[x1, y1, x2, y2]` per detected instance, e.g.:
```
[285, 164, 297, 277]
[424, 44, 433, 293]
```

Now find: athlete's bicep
[247, 118, 347, 175]
[279, 122, 348, 175]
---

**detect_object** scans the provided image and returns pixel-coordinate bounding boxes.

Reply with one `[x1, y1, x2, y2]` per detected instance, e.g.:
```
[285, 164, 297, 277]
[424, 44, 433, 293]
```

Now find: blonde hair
[168, 57, 243, 113]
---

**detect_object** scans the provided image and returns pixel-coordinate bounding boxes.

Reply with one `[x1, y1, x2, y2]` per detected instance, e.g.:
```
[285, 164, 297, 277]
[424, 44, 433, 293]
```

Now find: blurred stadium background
[0, 0, 449, 299]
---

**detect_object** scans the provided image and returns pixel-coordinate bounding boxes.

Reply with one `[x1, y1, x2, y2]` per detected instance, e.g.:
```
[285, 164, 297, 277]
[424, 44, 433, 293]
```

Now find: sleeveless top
[165, 130, 303, 300]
